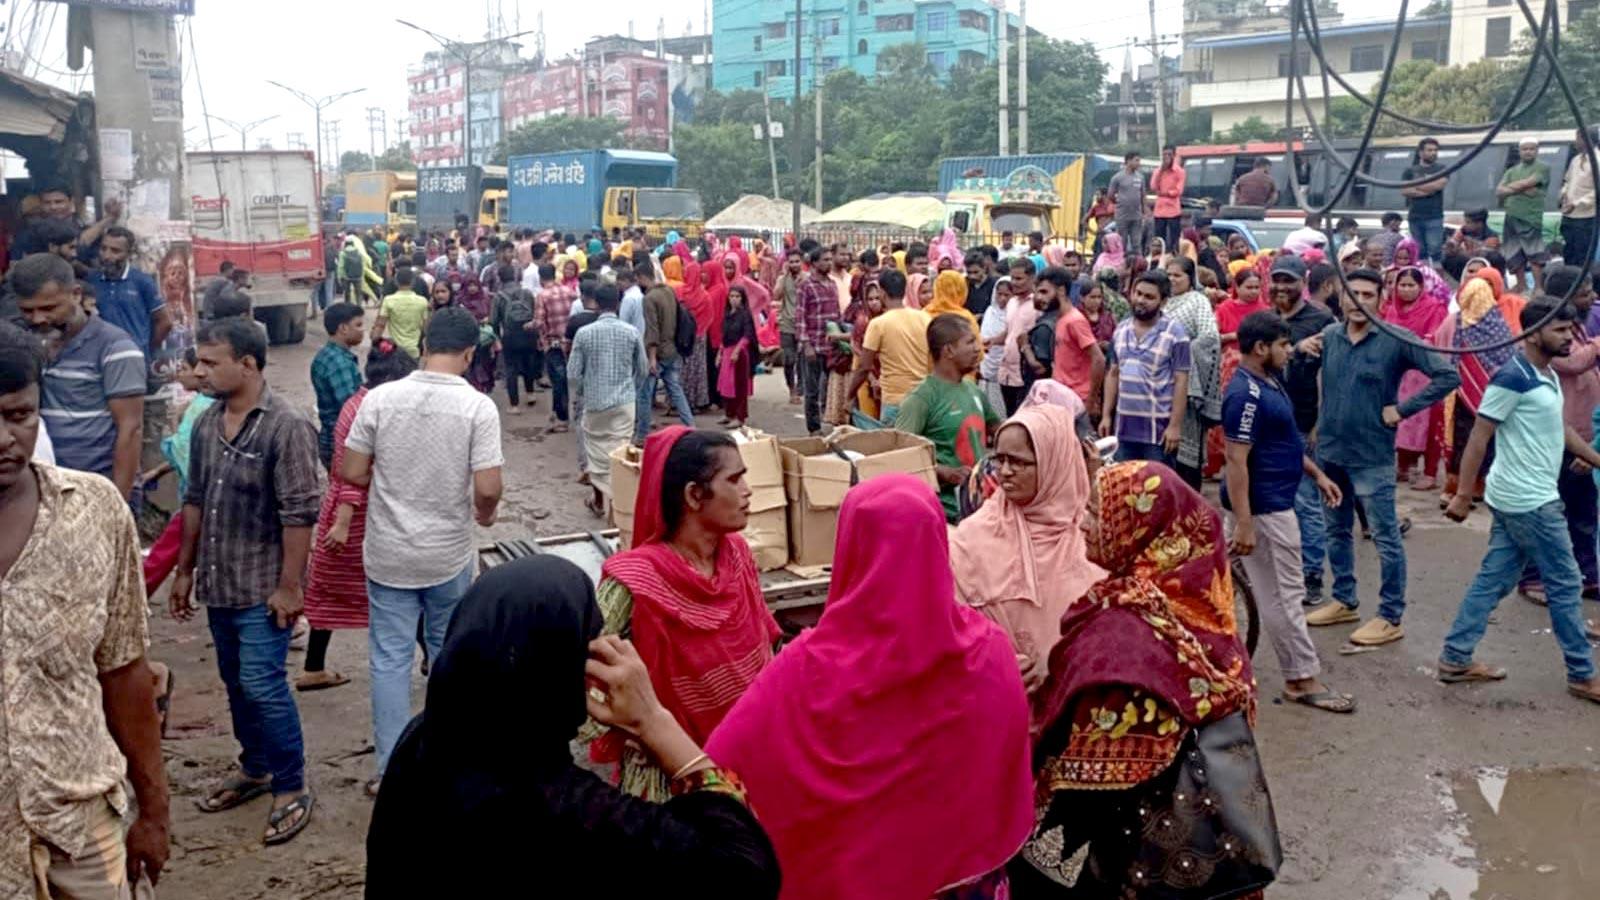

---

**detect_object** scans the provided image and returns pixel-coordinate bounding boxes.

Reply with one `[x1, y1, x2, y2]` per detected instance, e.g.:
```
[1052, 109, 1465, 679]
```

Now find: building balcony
[1188, 68, 1384, 110]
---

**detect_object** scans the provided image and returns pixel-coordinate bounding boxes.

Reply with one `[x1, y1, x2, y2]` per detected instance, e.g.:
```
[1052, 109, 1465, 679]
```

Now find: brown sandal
[1568, 682, 1600, 704]
[1437, 661, 1508, 684]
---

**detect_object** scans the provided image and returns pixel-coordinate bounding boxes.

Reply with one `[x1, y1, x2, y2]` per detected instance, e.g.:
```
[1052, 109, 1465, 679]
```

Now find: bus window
[1184, 156, 1234, 206]
[1538, 143, 1567, 209]
[1363, 149, 1414, 214]
[949, 209, 971, 233]
[1444, 147, 1499, 214]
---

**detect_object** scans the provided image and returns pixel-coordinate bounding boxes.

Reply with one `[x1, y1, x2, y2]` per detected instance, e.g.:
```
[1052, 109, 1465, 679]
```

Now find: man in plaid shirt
[569, 283, 647, 516]
[308, 302, 365, 468]
[796, 246, 841, 434]
[536, 264, 577, 431]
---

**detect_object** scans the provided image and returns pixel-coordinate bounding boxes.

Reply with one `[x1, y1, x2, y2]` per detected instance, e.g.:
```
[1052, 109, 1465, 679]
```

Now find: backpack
[340, 247, 365, 282]
[503, 287, 536, 328]
[673, 299, 698, 357]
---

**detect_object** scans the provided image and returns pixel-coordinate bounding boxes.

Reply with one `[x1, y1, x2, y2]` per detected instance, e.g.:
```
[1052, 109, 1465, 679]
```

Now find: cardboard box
[609, 431, 791, 571]
[778, 429, 938, 568]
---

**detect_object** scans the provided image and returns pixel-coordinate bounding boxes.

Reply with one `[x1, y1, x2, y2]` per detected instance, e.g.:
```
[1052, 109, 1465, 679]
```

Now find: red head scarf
[703, 256, 731, 346]
[600, 427, 779, 743]
[677, 260, 715, 337]
[707, 474, 1034, 899]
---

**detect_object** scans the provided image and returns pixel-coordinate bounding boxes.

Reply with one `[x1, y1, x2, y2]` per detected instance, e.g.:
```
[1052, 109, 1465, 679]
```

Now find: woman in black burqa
[365, 555, 781, 897]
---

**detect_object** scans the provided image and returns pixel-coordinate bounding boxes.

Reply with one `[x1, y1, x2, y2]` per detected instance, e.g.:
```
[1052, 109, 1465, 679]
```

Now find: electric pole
[324, 119, 343, 176]
[367, 107, 387, 170]
[206, 114, 278, 153]
[997, 4, 1008, 157]
[1149, 0, 1166, 151]
[269, 81, 365, 198]
[792, 0, 803, 236]
[1017, 0, 1028, 155]
[813, 28, 823, 211]
[761, 87, 782, 198]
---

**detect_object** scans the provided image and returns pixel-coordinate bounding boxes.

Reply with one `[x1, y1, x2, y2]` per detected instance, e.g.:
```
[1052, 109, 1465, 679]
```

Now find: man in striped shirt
[15, 253, 145, 499]
[1100, 271, 1190, 468]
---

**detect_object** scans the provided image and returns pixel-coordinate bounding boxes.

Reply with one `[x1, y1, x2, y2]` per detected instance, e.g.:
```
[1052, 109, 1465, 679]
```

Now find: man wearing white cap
[1497, 137, 1552, 292]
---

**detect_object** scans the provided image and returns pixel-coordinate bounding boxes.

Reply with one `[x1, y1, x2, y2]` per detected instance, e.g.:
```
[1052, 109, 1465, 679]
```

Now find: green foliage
[1498, 6, 1600, 130]
[375, 143, 416, 171]
[338, 151, 372, 175]
[673, 36, 1108, 213]
[1220, 117, 1282, 143]
[1315, 59, 1500, 139]
[490, 116, 644, 165]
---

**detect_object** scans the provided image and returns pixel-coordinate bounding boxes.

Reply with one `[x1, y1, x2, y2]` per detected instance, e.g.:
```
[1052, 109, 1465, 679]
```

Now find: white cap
[1520, 137, 1540, 148]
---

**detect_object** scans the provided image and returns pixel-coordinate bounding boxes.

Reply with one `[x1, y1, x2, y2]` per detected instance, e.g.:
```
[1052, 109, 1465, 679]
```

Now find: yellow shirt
[863, 307, 934, 407]
[379, 290, 430, 357]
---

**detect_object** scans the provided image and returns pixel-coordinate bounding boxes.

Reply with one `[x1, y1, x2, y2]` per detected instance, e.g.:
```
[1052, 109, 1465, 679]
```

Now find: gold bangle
[670, 752, 709, 781]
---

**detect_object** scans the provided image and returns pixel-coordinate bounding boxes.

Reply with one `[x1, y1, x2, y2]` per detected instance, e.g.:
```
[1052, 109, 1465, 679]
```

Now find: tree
[1498, 6, 1600, 130]
[491, 115, 636, 164]
[673, 122, 773, 215]
[374, 143, 416, 171]
[338, 150, 373, 175]
[1220, 117, 1282, 143]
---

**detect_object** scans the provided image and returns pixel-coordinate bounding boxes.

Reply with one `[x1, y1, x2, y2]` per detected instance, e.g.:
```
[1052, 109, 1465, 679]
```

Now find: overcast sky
[13, 0, 1393, 155]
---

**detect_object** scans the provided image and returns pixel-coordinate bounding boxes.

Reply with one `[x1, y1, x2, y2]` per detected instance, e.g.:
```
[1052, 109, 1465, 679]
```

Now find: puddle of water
[1402, 767, 1600, 899]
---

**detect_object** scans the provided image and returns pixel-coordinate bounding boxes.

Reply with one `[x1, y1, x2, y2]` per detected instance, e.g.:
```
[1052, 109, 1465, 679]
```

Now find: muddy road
[151, 326, 1600, 900]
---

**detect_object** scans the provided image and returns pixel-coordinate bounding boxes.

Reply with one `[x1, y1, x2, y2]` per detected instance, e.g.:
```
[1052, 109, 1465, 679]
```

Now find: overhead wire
[1283, 0, 1598, 356]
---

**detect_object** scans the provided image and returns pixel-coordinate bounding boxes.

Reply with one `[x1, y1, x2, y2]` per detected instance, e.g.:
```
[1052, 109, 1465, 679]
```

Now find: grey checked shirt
[185, 385, 322, 608]
[568, 312, 648, 413]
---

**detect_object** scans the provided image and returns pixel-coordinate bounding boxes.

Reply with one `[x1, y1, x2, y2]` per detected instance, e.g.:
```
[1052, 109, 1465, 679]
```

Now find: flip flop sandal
[1568, 683, 1600, 705]
[263, 792, 315, 846]
[365, 778, 381, 799]
[1437, 662, 1508, 683]
[295, 672, 351, 692]
[196, 773, 271, 813]
[1520, 588, 1548, 607]
[1282, 690, 1357, 713]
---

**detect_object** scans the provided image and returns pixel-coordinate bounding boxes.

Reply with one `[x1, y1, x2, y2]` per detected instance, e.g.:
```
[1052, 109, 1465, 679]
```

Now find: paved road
[153, 325, 1600, 900]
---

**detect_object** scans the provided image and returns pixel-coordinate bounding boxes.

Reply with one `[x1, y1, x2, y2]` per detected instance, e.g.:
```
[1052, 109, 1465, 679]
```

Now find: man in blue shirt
[1221, 311, 1353, 713]
[1440, 297, 1600, 703]
[309, 303, 366, 469]
[1100, 272, 1191, 467]
[1302, 267, 1458, 647]
[87, 226, 169, 359]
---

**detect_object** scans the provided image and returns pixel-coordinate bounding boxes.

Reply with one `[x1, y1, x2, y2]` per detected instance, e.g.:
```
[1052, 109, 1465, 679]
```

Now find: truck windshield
[638, 189, 703, 220]
[989, 206, 1044, 234]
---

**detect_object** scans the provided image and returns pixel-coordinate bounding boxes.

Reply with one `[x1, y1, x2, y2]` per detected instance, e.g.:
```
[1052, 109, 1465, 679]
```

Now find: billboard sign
[47, 0, 196, 13]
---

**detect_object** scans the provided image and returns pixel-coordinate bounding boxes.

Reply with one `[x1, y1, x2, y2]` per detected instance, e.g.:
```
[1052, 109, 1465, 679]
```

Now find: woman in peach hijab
[952, 404, 1105, 691]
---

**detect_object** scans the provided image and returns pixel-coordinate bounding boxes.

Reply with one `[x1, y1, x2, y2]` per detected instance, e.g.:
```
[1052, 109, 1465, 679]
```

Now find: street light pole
[268, 81, 366, 198]
[206, 114, 279, 152]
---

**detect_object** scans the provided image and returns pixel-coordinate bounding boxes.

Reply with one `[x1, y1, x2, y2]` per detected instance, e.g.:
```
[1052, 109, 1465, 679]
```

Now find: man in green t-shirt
[1497, 138, 1552, 292]
[372, 267, 430, 357]
[896, 312, 1003, 522]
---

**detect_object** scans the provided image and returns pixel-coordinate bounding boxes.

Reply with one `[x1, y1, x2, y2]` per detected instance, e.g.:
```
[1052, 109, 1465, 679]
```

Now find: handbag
[1113, 710, 1283, 899]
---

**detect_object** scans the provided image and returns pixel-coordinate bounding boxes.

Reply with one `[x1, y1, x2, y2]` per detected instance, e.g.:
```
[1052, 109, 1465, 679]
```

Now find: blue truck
[507, 149, 704, 238]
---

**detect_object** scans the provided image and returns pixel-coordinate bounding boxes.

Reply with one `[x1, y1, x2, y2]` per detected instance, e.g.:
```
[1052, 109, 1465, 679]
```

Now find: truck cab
[944, 165, 1062, 247]
[389, 190, 417, 231]
[480, 190, 508, 230]
[603, 186, 704, 239]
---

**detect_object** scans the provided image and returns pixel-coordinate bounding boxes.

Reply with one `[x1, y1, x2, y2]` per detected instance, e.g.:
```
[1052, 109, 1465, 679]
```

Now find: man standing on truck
[1109, 152, 1147, 257]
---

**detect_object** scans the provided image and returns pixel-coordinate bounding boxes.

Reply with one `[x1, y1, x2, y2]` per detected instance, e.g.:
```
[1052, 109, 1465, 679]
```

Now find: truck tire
[254, 307, 289, 344]
[282, 304, 308, 345]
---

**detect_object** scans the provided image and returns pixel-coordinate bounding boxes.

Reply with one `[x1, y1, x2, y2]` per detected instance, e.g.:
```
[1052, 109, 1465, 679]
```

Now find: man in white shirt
[1561, 126, 1598, 264]
[342, 307, 503, 792]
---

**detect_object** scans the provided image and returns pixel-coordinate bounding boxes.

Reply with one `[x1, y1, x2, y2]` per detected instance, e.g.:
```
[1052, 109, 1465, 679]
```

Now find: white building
[1182, 1, 1595, 136]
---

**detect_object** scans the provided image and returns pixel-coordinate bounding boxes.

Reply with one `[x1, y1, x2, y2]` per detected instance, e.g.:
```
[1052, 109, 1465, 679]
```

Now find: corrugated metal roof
[1189, 15, 1447, 50]
[815, 194, 947, 231]
[606, 150, 677, 164]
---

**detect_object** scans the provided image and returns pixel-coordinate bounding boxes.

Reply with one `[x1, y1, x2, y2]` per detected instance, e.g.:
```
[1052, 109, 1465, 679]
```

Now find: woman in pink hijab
[905, 272, 929, 310]
[952, 404, 1105, 690]
[725, 255, 779, 352]
[706, 475, 1034, 900]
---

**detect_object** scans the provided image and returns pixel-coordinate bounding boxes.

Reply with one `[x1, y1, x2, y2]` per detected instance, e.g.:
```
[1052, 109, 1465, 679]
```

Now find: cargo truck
[188, 150, 320, 344]
[417, 165, 508, 234]
[344, 170, 418, 231]
[507, 150, 704, 238]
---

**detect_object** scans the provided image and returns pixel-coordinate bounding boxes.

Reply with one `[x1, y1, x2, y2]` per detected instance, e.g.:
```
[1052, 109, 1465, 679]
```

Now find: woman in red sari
[703, 259, 732, 408]
[1381, 265, 1451, 490]
[1019, 461, 1256, 896]
[1205, 268, 1270, 477]
[300, 343, 416, 691]
[584, 427, 780, 801]
[717, 284, 758, 427]
[677, 260, 715, 409]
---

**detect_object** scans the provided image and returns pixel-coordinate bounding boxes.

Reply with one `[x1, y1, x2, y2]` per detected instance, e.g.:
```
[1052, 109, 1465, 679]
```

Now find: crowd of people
[6, 123, 1600, 899]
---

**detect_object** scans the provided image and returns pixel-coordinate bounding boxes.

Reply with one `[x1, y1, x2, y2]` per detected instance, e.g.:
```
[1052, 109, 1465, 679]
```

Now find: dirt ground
[151, 325, 1600, 900]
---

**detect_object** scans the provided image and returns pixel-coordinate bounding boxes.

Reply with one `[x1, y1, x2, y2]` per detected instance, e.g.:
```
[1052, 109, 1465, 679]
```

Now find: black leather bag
[1116, 710, 1283, 899]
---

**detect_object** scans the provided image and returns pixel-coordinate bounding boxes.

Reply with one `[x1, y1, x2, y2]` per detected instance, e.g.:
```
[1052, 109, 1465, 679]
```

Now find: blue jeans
[1116, 439, 1175, 468]
[544, 346, 570, 423]
[1319, 457, 1407, 623]
[207, 604, 304, 792]
[368, 563, 474, 774]
[635, 356, 694, 444]
[1441, 501, 1597, 683]
[1296, 433, 1327, 588]
[1409, 216, 1445, 263]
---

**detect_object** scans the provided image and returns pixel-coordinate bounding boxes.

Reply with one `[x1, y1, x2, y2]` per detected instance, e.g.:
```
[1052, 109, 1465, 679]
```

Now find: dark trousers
[1000, 383, 1028, 417]
[802, 354, 829, 434]
[1521, 450, 1599, 590]
[504, 345, 540, 407]
[706, 340, 722, 406]
[1154, 216, 1182, 253]
[544, 346, 569, 422]
[1561, 216, 1596, 263]
[780, 331, 800, 396]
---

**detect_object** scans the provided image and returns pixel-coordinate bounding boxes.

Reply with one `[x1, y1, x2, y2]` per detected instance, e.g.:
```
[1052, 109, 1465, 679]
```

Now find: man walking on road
[637, 264, 694, 444]
[1109, 152, 1147, 256]
[796, 246, 841, 435]
[1221, 311, 1355, 714]
[1100, 271, 1190, 468]
[1302, 268, 1458, 648]
[342, 307, 504, 794]
[172, 316, 320, 845]
[569, 283, 647, 516]
[1439, 296, 1600, 705]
